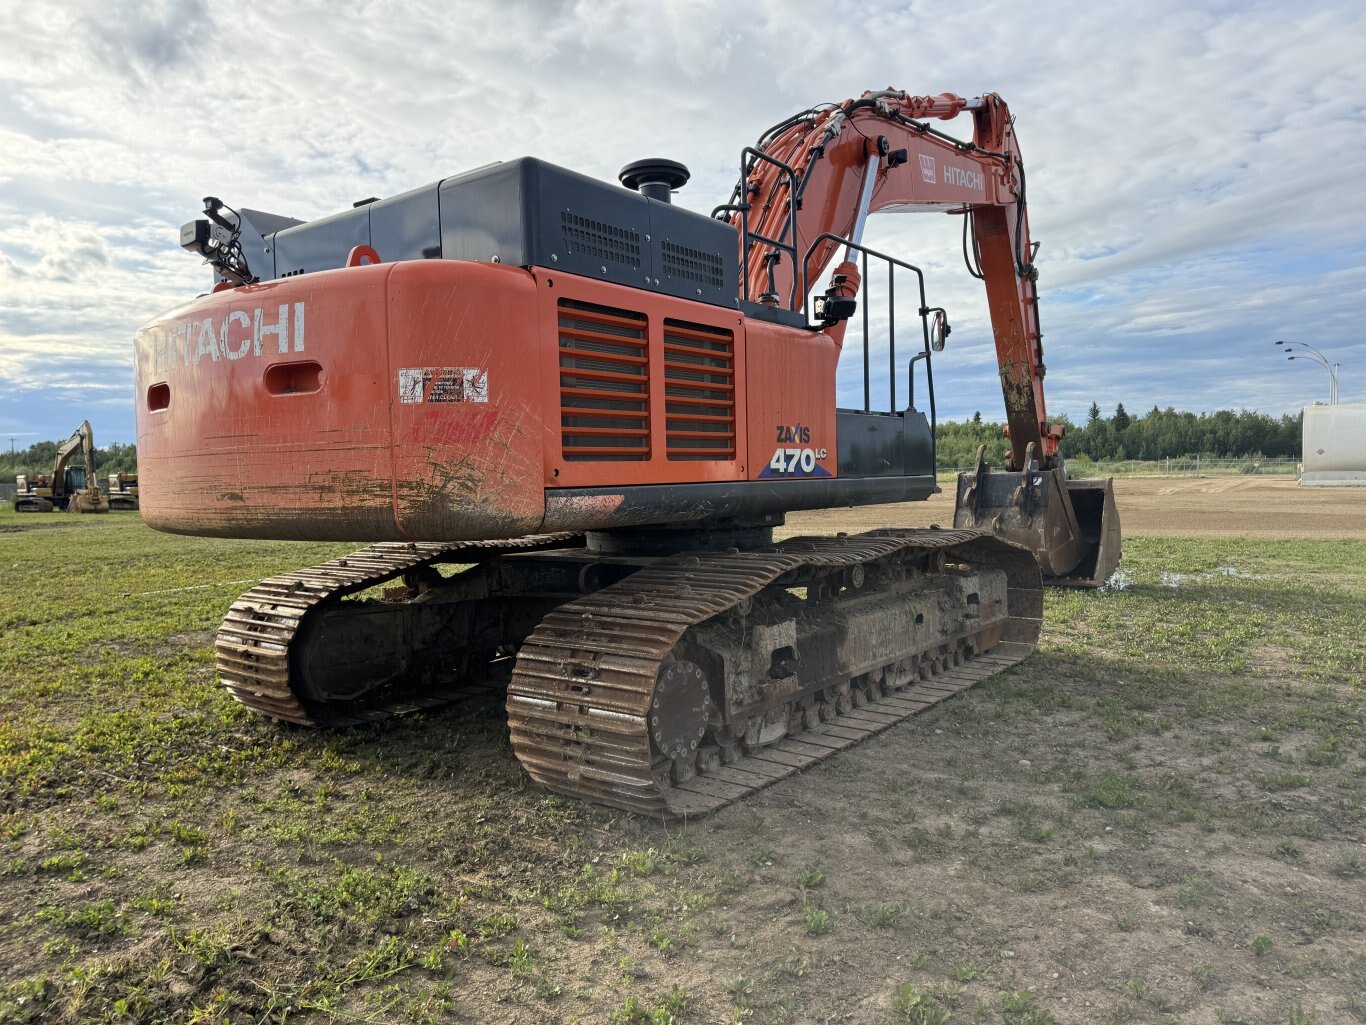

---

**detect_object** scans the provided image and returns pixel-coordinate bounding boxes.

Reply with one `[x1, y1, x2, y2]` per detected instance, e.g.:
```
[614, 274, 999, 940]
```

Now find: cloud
[78, 0, 213, 84]
[2, 215, 113, 282]
[1, 0, 1364, 452]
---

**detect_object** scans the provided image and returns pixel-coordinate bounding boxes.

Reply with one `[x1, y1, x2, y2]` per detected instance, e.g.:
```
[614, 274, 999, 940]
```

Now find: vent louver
[661, 240, 725, 289]
[561, 212, 641, 268]
[558, 299, 650, 461]
[663, 318, 735, 461]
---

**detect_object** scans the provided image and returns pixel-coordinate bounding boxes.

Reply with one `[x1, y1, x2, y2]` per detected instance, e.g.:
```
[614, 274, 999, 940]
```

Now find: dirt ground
[1, 493, 1363, 1025]
[787, 475, 1366, 540]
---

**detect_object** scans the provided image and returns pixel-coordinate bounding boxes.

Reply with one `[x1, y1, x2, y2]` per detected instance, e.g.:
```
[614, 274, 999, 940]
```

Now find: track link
[507, 528, 1042, 817]
[215, 534, 578, 726]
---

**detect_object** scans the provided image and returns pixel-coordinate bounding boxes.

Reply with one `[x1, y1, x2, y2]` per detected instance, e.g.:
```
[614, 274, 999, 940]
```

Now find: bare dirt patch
[787, 475, 1366, 541]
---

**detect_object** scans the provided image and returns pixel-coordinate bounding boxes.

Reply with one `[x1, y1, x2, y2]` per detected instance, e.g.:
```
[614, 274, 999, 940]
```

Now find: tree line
[1, 440, 139, 481]
[936, 404, 1302, 469]
[2, 403, 1305, 481]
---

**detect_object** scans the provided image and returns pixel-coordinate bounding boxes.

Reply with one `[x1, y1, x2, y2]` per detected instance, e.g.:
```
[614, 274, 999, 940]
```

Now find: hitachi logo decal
[943, 165, 985, 191]
[147, 302, 306, 374]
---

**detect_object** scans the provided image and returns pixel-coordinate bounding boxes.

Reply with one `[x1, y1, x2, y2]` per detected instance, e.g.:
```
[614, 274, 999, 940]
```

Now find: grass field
[1, 500, 1363, 1025]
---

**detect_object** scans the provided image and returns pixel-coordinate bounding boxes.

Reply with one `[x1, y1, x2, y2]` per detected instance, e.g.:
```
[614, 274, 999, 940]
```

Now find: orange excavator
[135, 89, 1118, 815]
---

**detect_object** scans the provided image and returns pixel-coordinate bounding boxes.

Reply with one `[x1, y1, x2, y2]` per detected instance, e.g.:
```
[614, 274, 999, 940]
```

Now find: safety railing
[712, 148, 803, 308]
[801, 233, 939, 464]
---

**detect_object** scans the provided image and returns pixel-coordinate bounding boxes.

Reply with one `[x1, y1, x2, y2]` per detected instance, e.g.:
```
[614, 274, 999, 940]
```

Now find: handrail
[739, 147, 801, 308]
[801, 232, 939, 470]
[907, 352, 937, 470]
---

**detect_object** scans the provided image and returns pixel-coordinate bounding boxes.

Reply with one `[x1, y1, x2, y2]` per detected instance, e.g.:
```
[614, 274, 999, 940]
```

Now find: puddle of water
[1160, 566, 1257, 589]
[1091, 566, 1255, 592]
[1100, 569, 1134, 591]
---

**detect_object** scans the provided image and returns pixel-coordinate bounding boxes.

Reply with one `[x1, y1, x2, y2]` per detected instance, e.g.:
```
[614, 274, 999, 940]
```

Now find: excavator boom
[728, 90, 1119, 585]
[59, 421, 110, 514]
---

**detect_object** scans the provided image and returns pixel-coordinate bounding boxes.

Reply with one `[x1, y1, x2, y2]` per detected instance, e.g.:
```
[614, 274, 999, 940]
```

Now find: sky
[2, 0, 1364, 447]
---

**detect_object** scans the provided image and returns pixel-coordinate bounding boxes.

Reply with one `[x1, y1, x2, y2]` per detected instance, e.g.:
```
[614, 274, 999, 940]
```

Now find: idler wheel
[650, 659, 712, 763]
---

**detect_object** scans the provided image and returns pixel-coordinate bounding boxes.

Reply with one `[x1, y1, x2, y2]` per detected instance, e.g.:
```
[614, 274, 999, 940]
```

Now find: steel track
[507, 528, 1042, 817]
[214, 526, 1041, 817]
[214, 534, 579, 726]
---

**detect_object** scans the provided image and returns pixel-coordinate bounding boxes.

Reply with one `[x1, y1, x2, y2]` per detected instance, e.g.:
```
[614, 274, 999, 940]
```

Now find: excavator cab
[954, 444, 1120, 587]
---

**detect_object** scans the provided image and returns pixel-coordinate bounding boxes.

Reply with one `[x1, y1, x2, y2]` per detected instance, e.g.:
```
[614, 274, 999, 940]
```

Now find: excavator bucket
[67, 491, 110, 514]
[1057, 476, 1122, 586]
[953, 446, 1120, 587]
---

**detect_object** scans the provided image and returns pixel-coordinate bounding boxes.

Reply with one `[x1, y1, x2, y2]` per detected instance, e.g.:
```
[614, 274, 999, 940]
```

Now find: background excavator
[11, 420, 110, 514]
[134, 89, 1119, 816]
[106, 473, 139, 511]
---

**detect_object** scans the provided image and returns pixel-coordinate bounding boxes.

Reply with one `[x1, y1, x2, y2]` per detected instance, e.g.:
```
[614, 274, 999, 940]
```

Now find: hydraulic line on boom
[727, 90, 1120, 584]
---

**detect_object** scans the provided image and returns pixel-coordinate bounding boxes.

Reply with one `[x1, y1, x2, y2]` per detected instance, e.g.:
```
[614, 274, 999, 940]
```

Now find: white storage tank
[1301, 403, 1366, 486]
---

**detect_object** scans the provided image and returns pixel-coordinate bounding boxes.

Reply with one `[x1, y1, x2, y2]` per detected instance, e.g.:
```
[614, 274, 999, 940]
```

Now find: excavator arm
[727, 90, 1119, 584]
[50, 423, 91, 499]
[728, 90, 1058, 470]
[52, 421, 109, 514]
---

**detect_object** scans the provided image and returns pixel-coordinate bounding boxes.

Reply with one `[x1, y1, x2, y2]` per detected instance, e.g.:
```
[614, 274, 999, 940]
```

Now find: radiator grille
[661, 240, 725, 289]
[561, 212, 641, 268]
[663, 318, 735, 461]
[559, 299, 650, 461]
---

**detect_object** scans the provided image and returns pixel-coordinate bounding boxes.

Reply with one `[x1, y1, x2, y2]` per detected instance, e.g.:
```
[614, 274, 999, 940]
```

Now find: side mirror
[929, 309, 951, 352]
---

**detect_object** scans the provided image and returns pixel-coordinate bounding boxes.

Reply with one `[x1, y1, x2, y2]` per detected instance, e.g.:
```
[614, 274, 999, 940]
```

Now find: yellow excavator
[107, 473, 140, 511]
[11, 421, 111, 514]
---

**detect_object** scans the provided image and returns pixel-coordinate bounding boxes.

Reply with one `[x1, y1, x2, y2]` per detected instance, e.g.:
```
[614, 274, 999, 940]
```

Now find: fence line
[942, 456, 1301, 477]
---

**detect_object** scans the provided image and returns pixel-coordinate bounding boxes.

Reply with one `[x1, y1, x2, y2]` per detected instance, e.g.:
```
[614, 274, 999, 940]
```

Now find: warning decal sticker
[398, 367, 489, 404]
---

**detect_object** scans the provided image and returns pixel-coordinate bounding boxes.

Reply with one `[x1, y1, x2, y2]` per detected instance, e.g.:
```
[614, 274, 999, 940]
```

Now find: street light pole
[1275, 339, 1340, 405]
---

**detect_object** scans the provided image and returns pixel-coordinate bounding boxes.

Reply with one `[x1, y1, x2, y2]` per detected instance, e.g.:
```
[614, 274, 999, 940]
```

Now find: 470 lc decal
[759, 423, 831, 479]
